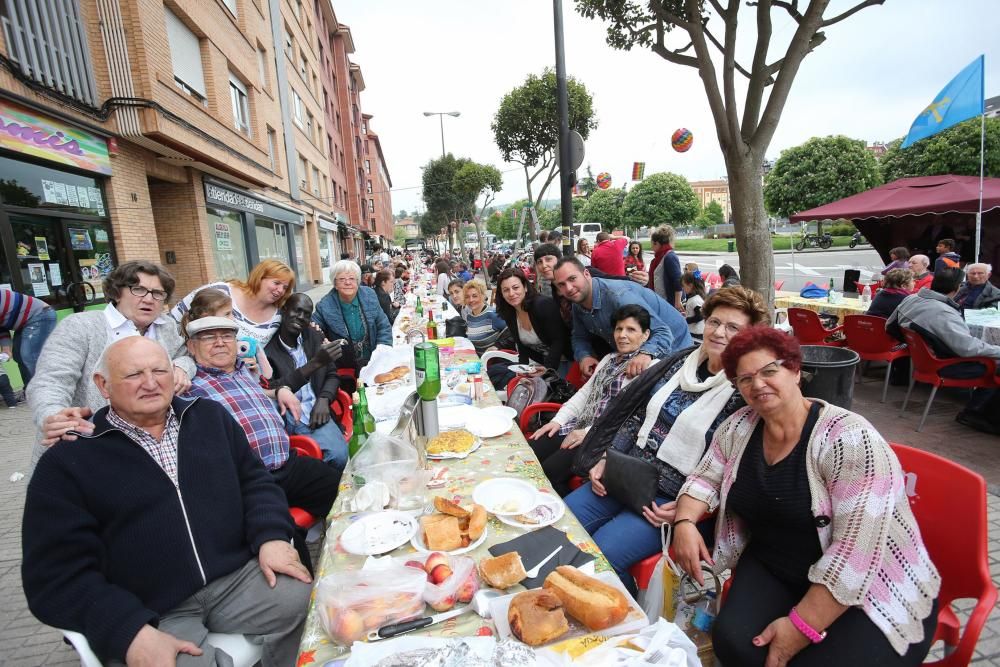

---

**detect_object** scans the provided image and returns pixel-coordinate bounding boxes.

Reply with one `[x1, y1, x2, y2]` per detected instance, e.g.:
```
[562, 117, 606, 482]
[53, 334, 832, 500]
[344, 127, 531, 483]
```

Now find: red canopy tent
[790, 175, 1000, 283]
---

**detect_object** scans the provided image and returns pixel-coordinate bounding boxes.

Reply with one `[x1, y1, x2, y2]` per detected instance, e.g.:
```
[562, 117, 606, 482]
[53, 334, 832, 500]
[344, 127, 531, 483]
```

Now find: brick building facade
[688, 179, 732, 222]
[0, 0, 390, 306]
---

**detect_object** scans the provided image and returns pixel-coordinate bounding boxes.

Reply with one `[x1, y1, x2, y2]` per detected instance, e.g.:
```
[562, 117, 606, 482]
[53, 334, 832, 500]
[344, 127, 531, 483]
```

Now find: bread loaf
[543, 565, 630, 630]
[508, 589, 569, 646]
[467, 504, 487, 540]
[433, 496, 470, 519]
[421, 514, 462, 551]
[478, 552, 527, 589]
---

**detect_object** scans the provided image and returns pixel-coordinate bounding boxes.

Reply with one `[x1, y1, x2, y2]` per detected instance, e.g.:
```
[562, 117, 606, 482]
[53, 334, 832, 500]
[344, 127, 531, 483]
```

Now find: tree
[695, 200, 726, 229]
[764, 135, 882, 219]
[879, 116, 1000, 183]
[397, 209, 409, 219]
[577, 0, 885, 298]
[538, 198, 588, 231]
[453, 162, 504, 272]
[421, 154, 474, 245]
[487, 210, 518, 241]
[579, 188, 625, 229]
[621, 172, 700, 232]
[578, 165, 598, 197]
[492, 68, 598, 239]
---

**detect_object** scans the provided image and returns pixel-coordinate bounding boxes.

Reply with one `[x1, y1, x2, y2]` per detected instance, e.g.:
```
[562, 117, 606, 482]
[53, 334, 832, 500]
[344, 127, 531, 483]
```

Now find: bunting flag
[631, 162, 646, 180]
[902, 55, 984, 148]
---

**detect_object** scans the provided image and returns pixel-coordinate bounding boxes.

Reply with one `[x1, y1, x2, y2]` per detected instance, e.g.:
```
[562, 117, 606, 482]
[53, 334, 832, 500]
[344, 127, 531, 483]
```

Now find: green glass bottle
[348, 392, 367, 458]
[413, 342, 441, 401]
[357, 382, 376, 435]
[415, 297, 423, 317]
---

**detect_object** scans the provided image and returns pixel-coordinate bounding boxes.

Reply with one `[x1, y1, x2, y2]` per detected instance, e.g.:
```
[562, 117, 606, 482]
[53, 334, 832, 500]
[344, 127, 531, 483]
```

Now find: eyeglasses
[129, 285, 168, 301]
[335, 277, 358, 285]
[732, 359, 786, 390]
[193, 332, 237, 343]
[704, 317, 744, 336]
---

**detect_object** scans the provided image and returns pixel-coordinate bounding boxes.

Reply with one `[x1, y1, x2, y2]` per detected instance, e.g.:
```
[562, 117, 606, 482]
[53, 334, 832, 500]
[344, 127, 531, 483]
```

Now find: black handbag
[601, 449, 658, 516]
[444, 316, 467, 337]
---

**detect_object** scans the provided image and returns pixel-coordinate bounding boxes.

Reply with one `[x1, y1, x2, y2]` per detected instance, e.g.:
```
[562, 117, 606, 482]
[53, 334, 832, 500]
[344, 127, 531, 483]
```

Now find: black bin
[727, 240, 735, 252]
[800, 345, 860, 409]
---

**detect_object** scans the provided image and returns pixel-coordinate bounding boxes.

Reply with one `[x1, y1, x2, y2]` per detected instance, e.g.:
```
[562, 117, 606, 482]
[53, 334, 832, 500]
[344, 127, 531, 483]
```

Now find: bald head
[908, 254, 929, 273]
[94, 337, 174, 426]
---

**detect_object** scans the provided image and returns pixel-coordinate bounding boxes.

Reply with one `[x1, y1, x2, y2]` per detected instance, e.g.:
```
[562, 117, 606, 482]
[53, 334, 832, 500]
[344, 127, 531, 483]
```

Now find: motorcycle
[794, 231, 833, 251]
[849, 231, 868, 248]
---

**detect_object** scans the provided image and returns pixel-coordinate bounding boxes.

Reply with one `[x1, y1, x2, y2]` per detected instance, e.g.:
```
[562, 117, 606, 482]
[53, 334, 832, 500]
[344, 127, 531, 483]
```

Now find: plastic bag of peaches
[317, 564, 426, 645]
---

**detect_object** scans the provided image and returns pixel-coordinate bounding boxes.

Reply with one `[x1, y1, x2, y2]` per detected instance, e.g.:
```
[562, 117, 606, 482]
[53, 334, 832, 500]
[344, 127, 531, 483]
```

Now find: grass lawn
[642, 236, 853, 252]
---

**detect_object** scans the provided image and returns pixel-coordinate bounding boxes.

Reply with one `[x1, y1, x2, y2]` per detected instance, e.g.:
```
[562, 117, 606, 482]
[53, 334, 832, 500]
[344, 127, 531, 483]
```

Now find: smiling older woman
[672, 326, 940, 667]
[311, 260, 391, 374]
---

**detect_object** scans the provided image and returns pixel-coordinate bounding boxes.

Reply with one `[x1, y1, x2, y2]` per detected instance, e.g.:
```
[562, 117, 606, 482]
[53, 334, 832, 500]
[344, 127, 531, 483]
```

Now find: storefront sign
[215, 222, 232, 250]
[205, 183, 265, 214]
[0, 98, 111, 175]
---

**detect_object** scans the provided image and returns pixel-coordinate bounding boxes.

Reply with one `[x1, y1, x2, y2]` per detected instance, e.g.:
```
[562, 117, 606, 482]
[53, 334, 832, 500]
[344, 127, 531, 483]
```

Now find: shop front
[203, 180, 310, 284]
[0, 97, 114, 311]
[317, 214, 346, 281]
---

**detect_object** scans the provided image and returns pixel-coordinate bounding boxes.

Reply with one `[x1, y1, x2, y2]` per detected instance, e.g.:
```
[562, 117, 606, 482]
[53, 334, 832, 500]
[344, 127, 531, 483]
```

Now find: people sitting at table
[866, 268, 914, 319]
[718, 264, 741, 289]
[530, 304, 657, 496]
[434, 259, 452, 298]
[671, 327, 940, 667]
[179, 287, 272, 378]
[373, 270, 398, 324]
[461, 280, 511, 355]
[185, 315, 341, 567]
[534, 243, 560, 298]
[681, 272, 707, 337]
[22, 337, 311, 666]
[933, 238, 962, 273]
[881, 246, 910, 275]
[495, 268, 572, 376]
[393, 265, 409, 306]
[312, 260, 392, 375]
[27, 261, 194, 469]
[886, 267, 1000, 367]
[265, 294, 350, 470]
[955, 263, 1000, 310]
[565, 286, 768, 594]
[447, 278, 465, 311]
[907, 254, 934, 291]
[553, 257, 692, 380]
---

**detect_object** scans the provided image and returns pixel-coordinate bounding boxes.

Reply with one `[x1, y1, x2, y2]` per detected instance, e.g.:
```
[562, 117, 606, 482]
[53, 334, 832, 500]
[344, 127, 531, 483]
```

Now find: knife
[366, 605, 473, 641]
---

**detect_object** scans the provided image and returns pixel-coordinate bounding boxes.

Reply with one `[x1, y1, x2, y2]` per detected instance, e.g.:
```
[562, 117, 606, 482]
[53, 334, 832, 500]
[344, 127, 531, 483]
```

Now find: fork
[524, 545, 563, 578]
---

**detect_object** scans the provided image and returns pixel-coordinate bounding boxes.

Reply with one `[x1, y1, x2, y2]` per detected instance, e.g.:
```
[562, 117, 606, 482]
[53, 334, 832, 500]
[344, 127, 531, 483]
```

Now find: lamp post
[423, 111, 461, 157]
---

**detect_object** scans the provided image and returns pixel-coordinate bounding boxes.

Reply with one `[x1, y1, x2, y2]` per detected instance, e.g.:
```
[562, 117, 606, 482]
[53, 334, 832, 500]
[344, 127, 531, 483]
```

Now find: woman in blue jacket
[312, 260, 391, 375]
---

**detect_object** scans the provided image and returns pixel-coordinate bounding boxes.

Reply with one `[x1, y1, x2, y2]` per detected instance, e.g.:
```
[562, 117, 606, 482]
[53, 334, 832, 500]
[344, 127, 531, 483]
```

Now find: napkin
[488, 525, 595, 589]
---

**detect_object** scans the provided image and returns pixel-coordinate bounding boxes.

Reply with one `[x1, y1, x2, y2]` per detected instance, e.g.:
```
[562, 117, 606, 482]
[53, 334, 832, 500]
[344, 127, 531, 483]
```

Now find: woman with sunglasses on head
[566, 287, 769, 595]
[27, 261, 194, 468]
[671, 326, 939, 667]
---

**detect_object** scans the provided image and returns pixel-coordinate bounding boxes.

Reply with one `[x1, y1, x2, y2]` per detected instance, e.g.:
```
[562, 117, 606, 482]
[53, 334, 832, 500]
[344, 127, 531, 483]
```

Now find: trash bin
[727, 240, 735, 252]
[800, 345, 860, 409]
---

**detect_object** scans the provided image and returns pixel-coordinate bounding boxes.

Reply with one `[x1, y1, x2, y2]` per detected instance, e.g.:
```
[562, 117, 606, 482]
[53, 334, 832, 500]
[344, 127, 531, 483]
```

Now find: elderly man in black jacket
[265, 293, 350, 470]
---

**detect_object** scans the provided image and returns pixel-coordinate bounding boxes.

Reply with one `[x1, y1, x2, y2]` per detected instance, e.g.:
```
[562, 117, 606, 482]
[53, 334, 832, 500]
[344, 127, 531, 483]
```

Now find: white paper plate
[496, 494, 565, 530]
[482, 405, 517, 422]
[473, 478, 540, 516]
[410, 522, 488, 555]
[465, 411, 511, 439]
[425, 437, 482, 460]
[339, 510, 418, 555]
[489, 571, 648, 648]
[508, 364, 540, 374]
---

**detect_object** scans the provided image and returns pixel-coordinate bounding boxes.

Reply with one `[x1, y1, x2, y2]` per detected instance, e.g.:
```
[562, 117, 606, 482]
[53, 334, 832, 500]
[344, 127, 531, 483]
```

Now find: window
[335, 111, 341, 131]
[229, 74, 251, 136]
[298, 156, 309, 190]
[312, 72, 318, 95]
[362, 119, 367, 134]
[299, 52, 308, 79]
[364, 159, 371, 174]
[257, 46, 268, 88]
[164, 7, 207, 101]
[366, 180, 372, 194]
[311, 166, 321, 195]
[305, 111, 314, 140]
[368, 199, 374, 213]
[284, 27, 293, 56]
[222, 0, 237, 16]
[266, 126, 277, 171]
[331, 181, 338, 204]
[294, 0, 302, 19]
[1, 0, 98, 105]
[292, 90, 303, 127]
[339, 149, 344, 168]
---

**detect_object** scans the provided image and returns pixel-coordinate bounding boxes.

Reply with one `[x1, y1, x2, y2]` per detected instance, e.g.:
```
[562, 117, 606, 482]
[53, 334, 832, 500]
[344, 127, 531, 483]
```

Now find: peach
[331, 608, 364, 643]
[457, 571, 479, 603]
[424, 552, 449, 573]
[429, 563, 453, 584]
[429, 594, 457, 612]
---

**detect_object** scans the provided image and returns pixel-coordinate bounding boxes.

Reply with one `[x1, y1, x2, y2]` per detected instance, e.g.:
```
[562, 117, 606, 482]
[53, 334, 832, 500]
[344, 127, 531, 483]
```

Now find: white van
[572, 222, 602, 246]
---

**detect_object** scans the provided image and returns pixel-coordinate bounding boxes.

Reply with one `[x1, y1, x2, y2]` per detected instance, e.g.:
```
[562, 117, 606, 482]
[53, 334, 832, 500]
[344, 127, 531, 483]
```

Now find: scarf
[648, 244, 671, 291]
[635, 348, 735, 475]
[571, 350, 639, 430]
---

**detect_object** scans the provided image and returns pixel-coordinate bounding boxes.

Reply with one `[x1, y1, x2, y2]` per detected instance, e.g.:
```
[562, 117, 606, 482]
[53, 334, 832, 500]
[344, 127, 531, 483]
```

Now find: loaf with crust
[478, 552, 527, 589]
[543, 565, 630, 630]
[466, 503, 487, 540]
[421, 514, 462, 551]
[508, 589, 569, 646]
[433, 496, 470, 519]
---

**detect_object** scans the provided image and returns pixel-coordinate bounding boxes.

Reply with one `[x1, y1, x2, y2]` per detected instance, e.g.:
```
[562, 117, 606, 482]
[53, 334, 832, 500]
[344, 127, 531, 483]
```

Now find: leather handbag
[601, 449, 658, 516]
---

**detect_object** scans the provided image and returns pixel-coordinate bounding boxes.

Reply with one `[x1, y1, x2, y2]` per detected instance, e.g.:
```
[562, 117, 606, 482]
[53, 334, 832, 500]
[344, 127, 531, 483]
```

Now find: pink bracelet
[789, 607, 827, 644]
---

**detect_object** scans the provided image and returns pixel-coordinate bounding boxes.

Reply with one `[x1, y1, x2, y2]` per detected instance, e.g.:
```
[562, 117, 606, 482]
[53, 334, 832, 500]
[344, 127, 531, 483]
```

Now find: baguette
[467, 504, 487, 540]
[542, 565, 630, 630]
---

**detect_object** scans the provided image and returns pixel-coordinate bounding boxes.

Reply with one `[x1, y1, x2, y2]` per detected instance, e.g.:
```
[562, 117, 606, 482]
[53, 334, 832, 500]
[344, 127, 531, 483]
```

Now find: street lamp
[423, 111, 460, 157]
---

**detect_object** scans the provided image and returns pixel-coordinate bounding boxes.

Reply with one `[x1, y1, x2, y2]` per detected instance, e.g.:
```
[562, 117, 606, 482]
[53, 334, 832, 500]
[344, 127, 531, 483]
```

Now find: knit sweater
[26, 309, 194, 469]
[21, 397, 294, 662]
[461, 305, 509, 353]
[679, 401, 941, 656]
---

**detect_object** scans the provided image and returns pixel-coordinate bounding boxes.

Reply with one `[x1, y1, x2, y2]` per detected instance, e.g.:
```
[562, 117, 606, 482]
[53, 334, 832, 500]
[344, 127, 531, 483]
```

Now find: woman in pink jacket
[672, 326, 939, 667]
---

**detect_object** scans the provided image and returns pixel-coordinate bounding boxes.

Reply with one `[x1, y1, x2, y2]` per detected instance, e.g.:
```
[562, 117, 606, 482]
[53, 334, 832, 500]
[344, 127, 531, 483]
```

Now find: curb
[671, 245, 872, 256]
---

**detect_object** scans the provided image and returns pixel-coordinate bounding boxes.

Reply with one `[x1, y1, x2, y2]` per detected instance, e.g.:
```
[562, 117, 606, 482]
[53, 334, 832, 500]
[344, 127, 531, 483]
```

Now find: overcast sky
[336, 0, 1000, 214]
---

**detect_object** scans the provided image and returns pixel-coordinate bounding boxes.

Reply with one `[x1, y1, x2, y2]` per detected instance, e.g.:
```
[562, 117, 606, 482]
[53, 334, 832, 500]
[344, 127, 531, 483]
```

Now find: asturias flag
[902, 55, 984, 148]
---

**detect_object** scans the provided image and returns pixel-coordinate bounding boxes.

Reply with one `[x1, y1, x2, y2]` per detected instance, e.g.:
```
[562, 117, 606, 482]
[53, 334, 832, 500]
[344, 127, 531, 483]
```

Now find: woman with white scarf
[565, 287, 769, 595]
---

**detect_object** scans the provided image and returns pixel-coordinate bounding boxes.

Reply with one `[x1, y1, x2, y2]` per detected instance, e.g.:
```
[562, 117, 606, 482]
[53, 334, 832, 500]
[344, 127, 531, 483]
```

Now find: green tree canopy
[578, 188, 624, 229]
[453, 162, 504, 260]
[577, 165, 597, 197]
[695, 200, 726, 229]
[879, 117, 1000, 183]
[763, 135, 882, 219]
[420, 153, 474, 238]
[538, 198, 588, 231]
[621, 173, 699, 232]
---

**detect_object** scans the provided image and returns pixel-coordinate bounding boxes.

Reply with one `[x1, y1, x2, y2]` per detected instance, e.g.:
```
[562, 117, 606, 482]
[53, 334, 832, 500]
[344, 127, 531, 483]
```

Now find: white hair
[910, 254, 930, 268]
[967, 262, 992, 274]
[330, 260, 361, 283]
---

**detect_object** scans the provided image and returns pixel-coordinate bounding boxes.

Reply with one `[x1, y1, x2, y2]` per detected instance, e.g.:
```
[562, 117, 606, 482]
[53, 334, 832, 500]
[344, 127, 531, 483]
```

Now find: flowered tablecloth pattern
[774, 294, 869, 322]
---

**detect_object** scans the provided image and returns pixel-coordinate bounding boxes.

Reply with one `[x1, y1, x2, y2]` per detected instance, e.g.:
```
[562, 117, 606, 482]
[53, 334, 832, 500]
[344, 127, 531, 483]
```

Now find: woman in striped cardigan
[672, 326, 939, 667]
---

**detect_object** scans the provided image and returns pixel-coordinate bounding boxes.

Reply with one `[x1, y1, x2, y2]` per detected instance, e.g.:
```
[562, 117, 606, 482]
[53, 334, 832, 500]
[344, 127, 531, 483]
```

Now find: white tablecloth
[965, 309, 1000, 346]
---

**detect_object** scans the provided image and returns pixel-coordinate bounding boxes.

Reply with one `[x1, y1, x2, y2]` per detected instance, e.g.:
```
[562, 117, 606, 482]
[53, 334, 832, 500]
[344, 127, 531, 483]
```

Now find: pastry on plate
[543, 565, 630, 631]
[426, 429, 475, 455]
[508, 589, 569, 646]
[421, 514, 462, 551]
[478, 551, 527, 589]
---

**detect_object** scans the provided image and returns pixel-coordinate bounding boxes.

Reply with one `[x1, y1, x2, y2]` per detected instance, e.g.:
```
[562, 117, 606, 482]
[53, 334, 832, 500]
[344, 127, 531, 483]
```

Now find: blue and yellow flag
[902, 55, 984, 148]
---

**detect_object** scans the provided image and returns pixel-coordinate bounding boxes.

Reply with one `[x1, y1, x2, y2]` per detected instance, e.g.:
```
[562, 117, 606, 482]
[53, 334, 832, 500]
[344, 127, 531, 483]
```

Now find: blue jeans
[13, 308, 56, 386]
[565, 481, 666, 595]
[284, 412, 349, 471]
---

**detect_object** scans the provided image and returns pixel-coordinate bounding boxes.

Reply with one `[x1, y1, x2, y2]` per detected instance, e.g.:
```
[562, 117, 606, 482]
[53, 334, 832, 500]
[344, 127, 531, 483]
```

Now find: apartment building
[363, 113, 393, 241]
[0, 0, 389, 305]
[689, 179, 732, 222]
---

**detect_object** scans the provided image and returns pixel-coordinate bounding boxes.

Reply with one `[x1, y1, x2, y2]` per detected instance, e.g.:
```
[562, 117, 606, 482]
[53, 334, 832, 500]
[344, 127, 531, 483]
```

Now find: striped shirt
[0, 289, 50, 347]
[188, 363, 289, 470]
[461, 305, 508, 352]
[171, 282, 281, 346]
[106, 406, 181, 486]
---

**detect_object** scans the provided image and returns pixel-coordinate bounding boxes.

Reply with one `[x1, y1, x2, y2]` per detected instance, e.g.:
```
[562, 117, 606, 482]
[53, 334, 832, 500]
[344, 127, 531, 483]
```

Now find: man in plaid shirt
[185, 316, 339, 564]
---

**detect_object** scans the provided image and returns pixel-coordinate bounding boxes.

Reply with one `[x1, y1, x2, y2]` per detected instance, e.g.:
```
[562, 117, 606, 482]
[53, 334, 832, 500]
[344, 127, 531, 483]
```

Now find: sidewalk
[1, 361, 998, 664]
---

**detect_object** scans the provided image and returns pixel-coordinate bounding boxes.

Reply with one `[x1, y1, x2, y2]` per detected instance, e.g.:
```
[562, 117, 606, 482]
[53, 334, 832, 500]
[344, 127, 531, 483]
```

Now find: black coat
[866, 289, 908, 319]
[501, 294, 571, 370]
[265, 327, 342, 401]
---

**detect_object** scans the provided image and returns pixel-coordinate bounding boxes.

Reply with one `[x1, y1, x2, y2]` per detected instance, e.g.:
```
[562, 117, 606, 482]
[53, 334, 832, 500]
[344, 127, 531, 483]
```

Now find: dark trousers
[529, 432, 577, 498]
[270, 450, 341, 570]
[0, 373, 17, 407]
[714, 553, 937, 666]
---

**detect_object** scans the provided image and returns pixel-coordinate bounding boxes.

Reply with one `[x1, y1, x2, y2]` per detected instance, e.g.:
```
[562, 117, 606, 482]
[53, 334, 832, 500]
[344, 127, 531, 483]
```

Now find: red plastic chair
[773, 280, 785, 291]
[565, 362, 586, 390]
[899, 329, 997, 432]
[519, 402, 562, 439]
[787, 307, 845, 346]
[842, 315, 910, 403]
[890, 443, 997, 666]
[288, 435, 324, 529]
[330, 389, 353, 440]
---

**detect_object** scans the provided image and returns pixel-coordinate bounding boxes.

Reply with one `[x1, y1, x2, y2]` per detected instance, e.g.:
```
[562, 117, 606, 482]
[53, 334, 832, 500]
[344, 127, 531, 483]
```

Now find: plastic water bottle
[685, 591, 717, 652]
[827, 278, 835, 304]
[861, 282, 872, 306]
